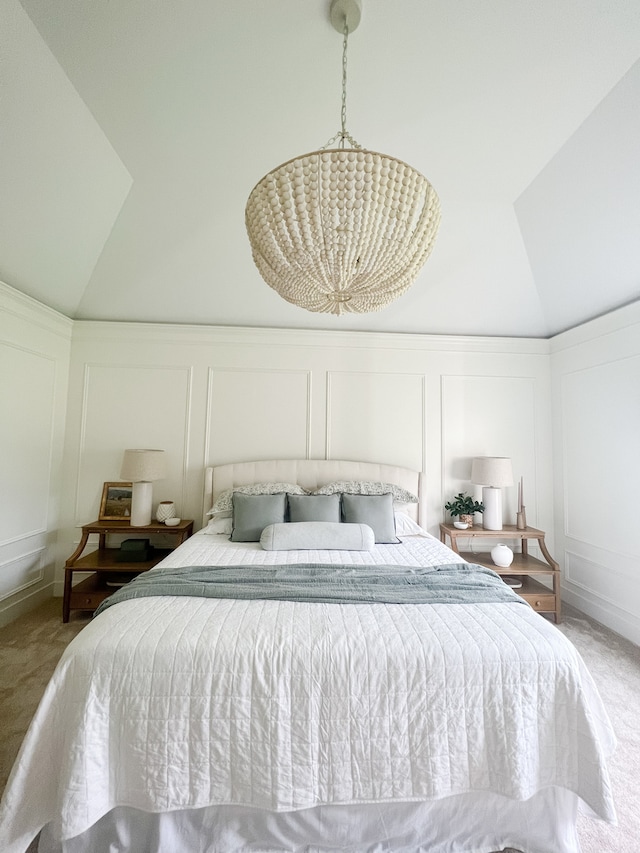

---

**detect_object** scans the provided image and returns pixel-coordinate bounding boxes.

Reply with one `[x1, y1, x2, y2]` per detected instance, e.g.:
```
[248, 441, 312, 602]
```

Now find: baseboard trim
[562, 586, 640, 647]
[0, 582, 55, 629]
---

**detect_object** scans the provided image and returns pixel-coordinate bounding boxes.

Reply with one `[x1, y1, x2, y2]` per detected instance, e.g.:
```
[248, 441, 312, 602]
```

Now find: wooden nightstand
[63, 519, 193, 622]
[439, 523, 561, 623]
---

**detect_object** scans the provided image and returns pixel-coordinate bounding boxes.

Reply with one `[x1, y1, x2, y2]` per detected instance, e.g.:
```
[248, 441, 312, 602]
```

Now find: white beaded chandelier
[245, 0, 441, 316]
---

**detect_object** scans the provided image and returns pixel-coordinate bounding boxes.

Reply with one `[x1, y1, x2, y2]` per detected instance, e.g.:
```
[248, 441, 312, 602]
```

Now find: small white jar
[156, 501, 175, 523]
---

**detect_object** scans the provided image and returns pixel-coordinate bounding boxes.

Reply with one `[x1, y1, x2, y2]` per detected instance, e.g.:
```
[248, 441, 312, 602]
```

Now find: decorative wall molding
[0, 282, 71, 625]
[0, 547, 45, 602]
[561, 355, 640, 553]
[71, 319, 551, 356]
[440, 374, 542, 529]
[564, 550, 637, 619]
[0, 280, 73, 340]
[325, 370, 426, 472]
[205, 367, 312, 466]
[550, 299, 640, 647]
[550, 298, 640, 354]
[0, 342, 57, 545]
[74, 363, 193, 523]
[0, 529, 47, 547]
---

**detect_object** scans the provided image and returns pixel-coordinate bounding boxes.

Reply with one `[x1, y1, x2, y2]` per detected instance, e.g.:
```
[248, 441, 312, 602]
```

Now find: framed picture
[99, 482, 133, 520]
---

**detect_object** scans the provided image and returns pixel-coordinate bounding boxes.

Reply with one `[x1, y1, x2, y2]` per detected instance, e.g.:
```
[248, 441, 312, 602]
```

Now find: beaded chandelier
[245, 0, 441, 316]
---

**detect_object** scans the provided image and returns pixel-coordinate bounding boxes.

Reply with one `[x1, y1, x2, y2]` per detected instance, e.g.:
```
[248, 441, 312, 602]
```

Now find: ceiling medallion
[245, 0, 441, 316]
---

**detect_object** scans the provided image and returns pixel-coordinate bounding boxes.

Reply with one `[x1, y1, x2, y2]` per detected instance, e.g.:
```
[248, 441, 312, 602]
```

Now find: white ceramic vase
[155, 501, 175, 523]
[491, 543, 514, 568]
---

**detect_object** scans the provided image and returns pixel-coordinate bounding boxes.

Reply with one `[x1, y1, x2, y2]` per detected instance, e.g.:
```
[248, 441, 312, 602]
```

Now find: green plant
[444, 492, 484, 517]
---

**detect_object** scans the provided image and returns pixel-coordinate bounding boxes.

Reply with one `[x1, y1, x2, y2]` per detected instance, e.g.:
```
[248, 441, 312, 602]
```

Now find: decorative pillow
[230, 493, 287, 542]
[313, 480, 418, 504]
[341, 492, 399, 543]
[203, 516, 233, 535]
[394, 512, 427, 537]
[260, 521, 375, 552]
[287, 493, 341, 523]
[207, 482, 307, 516]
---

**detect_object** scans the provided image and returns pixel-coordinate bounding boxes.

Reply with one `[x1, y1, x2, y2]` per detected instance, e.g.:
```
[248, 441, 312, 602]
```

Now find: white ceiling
[2, 0, 640, 337]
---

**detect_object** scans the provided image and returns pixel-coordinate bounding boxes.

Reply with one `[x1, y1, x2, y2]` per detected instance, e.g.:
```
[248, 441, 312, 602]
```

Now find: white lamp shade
[120, 449, 166, 483]
[470, 457, 513, 487]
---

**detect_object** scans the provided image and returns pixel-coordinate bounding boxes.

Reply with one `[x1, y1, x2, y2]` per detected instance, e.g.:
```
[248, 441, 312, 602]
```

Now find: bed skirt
[37, 788, 583, 853]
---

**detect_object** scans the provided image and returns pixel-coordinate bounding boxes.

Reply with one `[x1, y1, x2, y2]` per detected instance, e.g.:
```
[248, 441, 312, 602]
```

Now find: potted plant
[444, 492, 484, 527]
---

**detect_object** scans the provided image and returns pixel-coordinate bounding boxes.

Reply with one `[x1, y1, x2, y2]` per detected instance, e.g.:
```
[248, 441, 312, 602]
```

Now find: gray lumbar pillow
[231, 492, 287, 542]
[260, 521, 375, 551]
[287, 493, 341, 523]
[341, 492, 399, 543]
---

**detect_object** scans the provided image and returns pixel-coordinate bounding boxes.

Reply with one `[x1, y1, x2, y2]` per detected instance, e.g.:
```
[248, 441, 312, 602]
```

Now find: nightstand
[439, 523, 561, 623]
[63, 519, 193, 621]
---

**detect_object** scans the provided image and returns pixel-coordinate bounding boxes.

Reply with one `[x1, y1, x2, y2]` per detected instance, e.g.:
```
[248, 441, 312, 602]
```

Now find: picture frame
[99, 482, 133, 521]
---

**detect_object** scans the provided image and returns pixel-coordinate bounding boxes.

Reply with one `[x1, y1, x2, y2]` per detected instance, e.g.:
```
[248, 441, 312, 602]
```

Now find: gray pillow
[231, 492, 287, 542]
[341, 492, 399, 543]
[287, 493, 341, 523]
[260, 522, 375, 551]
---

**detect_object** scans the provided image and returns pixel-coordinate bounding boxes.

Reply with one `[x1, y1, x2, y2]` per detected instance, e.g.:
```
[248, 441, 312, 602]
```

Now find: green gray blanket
[94, 562, 525, 616]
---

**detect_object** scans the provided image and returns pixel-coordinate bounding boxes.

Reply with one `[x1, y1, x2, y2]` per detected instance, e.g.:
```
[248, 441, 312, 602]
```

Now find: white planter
[155, 501, 175, 523]
[491, 543, 514, 568]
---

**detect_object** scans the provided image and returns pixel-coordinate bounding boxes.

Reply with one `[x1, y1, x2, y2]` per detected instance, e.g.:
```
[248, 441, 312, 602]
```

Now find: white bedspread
[0, 533, 616, 852]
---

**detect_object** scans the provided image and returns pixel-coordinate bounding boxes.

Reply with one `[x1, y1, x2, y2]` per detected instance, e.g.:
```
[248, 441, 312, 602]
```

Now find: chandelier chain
[321, 16, 362, 150]
[340, 21, 348, 144]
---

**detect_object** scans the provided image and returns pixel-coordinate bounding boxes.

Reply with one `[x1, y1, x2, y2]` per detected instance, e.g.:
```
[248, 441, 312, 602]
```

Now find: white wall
[55, 320, 554, 595]
[11, 278, 640, 648]
[550, 301, 640, 644]
[0, 282, 72, 626]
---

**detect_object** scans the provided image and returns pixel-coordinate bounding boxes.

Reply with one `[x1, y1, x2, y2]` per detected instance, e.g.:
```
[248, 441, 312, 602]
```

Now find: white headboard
[203, 459, 425, 528]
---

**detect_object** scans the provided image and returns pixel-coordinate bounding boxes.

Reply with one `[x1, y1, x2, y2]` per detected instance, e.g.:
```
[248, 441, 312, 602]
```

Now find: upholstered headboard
[203, 459, 425, 528]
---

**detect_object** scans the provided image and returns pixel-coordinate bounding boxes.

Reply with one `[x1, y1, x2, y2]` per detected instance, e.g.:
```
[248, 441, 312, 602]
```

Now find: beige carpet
[0, 600, 88, 793]
[557, 608, 640, 853]
[1, 599, 638, 852]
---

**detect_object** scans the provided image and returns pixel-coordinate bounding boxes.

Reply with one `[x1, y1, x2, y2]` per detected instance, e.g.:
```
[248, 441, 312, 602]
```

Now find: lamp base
[130, 481, 153, 527]
[482, 487, 503, 530]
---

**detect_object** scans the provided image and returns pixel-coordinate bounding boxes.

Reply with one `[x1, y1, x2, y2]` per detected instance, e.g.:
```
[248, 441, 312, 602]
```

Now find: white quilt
[0, 532, 616, 852]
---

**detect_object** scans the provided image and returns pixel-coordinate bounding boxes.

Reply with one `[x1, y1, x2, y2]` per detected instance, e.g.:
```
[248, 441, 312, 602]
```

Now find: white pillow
[394, 512, 427, 537]
[203, 516, 233, 535]
[260, 522, 375, 552]
[207, 482, 308, 516]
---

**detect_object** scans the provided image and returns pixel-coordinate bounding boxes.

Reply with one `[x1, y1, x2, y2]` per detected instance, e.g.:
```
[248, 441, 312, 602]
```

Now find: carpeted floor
[557, 608, 640, 853]
[0, 600, 88, 793]
[1, 599, 638, 852]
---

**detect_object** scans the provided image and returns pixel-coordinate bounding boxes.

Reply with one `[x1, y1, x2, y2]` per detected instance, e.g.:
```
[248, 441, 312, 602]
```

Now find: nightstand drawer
[521, 592, 556, 612]
[69, 589, 109, 610]
[68, 575, 110, 611]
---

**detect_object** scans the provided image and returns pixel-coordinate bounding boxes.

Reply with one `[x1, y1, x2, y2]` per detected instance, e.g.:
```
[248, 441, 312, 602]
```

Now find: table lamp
[471, 456, 513, 531]
[120, 449, 166, 526]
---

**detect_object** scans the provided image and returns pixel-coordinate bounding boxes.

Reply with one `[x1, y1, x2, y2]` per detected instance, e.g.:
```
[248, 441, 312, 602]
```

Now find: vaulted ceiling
[2, 0, 640, 337]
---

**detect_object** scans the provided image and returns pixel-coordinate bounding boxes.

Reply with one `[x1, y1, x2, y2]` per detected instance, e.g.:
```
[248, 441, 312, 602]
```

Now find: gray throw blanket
[94, 562, 525, 616]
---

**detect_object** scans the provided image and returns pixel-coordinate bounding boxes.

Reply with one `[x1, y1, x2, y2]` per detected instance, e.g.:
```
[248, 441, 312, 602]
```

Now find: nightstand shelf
[63, 519, 193, 621]
[440, 523, 560, 622]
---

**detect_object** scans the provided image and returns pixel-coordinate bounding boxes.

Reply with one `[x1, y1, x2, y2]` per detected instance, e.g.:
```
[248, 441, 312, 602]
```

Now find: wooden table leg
[62, 567, 73, 623]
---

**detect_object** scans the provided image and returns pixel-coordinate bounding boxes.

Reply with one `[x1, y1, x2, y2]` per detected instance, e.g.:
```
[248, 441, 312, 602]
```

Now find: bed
[0, 459, 616, 853]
